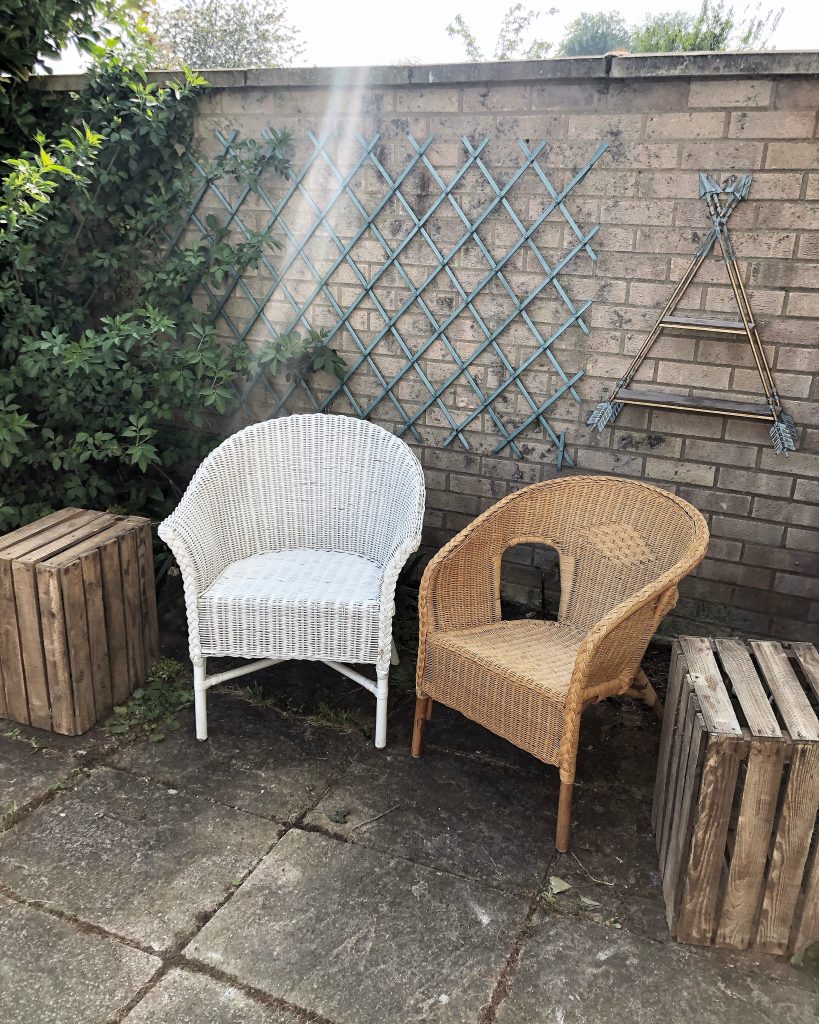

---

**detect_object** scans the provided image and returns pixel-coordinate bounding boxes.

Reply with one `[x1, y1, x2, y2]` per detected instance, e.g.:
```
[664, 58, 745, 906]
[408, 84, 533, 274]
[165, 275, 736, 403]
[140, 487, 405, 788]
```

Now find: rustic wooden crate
[0, 508, 158, 735]
[653, 635, 819, 956]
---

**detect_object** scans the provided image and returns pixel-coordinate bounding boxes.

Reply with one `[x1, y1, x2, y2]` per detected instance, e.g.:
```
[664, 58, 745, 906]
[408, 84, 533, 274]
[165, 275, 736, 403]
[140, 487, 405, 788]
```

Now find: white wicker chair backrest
[179, 414, 424, 570]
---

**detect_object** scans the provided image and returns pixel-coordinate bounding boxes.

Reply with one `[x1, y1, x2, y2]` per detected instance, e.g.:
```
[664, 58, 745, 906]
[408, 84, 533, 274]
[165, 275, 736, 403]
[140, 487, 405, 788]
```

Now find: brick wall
[53, 53, 819, 640]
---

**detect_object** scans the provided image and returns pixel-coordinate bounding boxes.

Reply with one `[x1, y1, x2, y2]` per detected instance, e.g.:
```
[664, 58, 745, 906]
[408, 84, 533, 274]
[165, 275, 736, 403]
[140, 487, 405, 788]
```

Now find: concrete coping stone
[32, 50, 819, 93]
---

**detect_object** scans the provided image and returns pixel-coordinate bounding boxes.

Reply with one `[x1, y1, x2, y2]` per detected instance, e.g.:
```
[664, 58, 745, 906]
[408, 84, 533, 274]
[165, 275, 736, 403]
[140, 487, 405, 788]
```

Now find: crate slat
[750, 640, 819, 742]
[716, 739, 786, 949]
[678, 637, 742, 736]
[757, 744, 819, 954]
[714, 638, 782, 739]
[677, 734, 742, 945]
[790, 643, 819, 705]
[0, 508, 157, 735]
[653, 643, 688, 837]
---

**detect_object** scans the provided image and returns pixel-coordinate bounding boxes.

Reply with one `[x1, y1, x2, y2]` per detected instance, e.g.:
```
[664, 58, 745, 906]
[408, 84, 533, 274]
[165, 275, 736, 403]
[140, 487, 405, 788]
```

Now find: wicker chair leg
[411, 695, 430, 757]
[375, 662, 389, 749]
[626, 667, 664, 721]
[556, 781, 573, 853]
[425, 697, 433, 721]
[193, 659, 208, 741]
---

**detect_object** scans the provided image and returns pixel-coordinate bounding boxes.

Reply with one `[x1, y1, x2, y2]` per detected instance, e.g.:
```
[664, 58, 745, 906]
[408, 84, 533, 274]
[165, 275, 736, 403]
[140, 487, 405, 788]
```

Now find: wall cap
[32, 50, 819, 92]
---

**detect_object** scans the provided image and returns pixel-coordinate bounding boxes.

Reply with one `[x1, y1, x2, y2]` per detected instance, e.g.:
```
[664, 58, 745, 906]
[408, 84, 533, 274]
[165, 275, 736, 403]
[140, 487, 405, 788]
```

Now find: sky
[286, 0, 818, 66]
[52, 0, 819, 73]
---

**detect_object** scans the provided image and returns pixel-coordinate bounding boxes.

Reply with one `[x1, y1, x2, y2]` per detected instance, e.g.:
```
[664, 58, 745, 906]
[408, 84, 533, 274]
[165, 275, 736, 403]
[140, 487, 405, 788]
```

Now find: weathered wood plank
[119, 531, 145, 697]
[11, 563, 51, 730]
[750, 640, 819, 742]
[60, 560, 96, 734]
[679, 636, 742, 736]
[660, 680, 696, 872]
[676, 734, 742, 945]
[653, 641, 687, 838]
[136, 523, 159, 664]
[0, 559, 27, 724]
[716, 739, 786, 949]
[790, 643, 819, 705]
[794, 834, 819, 954]
[36, 569, 73, 734]
[756, 743, 819, 954]
[2, 510, 105, 562]
[664, 696, 707, 932]
[714, 638, 781, 739]
[0, 508, 81, 554]
[81, 550, 113, 721]
[99, 537, 130, 706]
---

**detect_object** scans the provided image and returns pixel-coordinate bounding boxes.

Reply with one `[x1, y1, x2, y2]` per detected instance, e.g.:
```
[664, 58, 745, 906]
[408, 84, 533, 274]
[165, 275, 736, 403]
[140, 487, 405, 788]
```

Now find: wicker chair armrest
[419, 527, 502, 637]
[157, 504, 233, 599]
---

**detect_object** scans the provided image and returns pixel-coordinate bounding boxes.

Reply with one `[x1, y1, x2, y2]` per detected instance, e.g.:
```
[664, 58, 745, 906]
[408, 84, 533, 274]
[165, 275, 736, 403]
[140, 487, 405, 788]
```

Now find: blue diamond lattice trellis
[175, 129, 608, 464]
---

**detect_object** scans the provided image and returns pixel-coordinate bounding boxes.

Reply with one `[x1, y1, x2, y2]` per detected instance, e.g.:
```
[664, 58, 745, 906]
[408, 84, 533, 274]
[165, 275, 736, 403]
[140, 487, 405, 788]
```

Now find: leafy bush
[0, 48, 344, 532]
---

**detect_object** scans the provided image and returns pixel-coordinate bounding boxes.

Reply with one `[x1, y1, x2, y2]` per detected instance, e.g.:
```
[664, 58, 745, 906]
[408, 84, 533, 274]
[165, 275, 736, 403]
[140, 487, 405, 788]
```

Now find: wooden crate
[653, 636, 819, 956]
[0, 508, 158, 735]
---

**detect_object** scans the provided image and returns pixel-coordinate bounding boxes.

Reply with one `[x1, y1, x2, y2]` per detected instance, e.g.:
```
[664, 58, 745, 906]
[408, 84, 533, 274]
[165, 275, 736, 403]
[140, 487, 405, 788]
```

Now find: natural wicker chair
[159, 414, 425, 748]
[411, 475, 709, 852]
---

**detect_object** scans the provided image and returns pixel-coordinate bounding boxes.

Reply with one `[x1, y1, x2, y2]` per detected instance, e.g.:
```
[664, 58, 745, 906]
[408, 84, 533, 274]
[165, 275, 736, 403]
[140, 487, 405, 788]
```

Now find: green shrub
[0, 48, 343, 533]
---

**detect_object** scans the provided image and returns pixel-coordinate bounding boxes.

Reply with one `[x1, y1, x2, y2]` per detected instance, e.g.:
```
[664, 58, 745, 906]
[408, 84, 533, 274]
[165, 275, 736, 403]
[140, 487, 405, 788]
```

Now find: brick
[794, 478, 819, 503]
[753, 497, 817, 528]
[786, 528, 819, 553]
[774, 79, 819, 110]
[679, 486, 751, 516]
[696, 559, 772, 589]
[680, 141, 764, 170]
[566, 114, 643, 139]
[728, 111, 816, 139]
[770, 617, 818, 642]
[786, 291, 819, 317]
[462, 85, 531, 112]
[775, 572, 819, 600]
[744, 544, 819, 574]
[396, 88, 460, 113]
[717, 466, 792, 497]
[689, 78, 773, 109]
[644, 457, 715, 487]
[765, 143, 819, 170]
[711, 516, 784, 546]
[645, 112, 726, 140]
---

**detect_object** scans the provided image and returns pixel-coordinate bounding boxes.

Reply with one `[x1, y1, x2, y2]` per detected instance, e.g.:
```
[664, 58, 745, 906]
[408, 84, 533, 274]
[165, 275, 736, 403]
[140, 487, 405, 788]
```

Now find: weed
[105, 657, 191, 743]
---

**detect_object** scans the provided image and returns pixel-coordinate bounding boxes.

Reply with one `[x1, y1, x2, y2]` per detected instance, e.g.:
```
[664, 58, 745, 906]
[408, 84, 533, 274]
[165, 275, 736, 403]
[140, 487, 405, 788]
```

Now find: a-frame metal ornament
[588, 173, 798, 455]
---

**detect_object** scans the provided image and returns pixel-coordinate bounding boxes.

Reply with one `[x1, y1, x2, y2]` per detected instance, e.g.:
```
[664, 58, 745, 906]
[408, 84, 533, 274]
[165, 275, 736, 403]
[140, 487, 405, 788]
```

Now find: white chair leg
[374, 662, 389, 749]
[390, 639, 400, 666]
[193, 658, 208, 741]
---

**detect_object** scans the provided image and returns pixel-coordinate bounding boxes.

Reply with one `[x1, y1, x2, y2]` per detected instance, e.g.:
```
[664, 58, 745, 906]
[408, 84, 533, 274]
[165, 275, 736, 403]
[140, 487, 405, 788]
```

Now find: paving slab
[0, 734, 77, 818]
[112, 692, 363, 823]
[0, 766, 277, 951]
[495, 910, 819, 1024]
[306, 745, 557, 890]
[0, 894, 159, 1024]
[122, 969, 295, 1023]
[186, 829, 528, 1024]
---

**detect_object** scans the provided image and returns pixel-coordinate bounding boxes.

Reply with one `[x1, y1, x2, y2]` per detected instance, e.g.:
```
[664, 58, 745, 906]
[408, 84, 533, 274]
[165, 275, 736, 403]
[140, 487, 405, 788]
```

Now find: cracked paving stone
[122, 968, 296, 1023]
[185, 829, 528, 1024]
[112, 692, 363, 823]
[306, 745, 557, 890]
[494, 910, 819, 1024]
[0, 734, 78, 818]
[0, 894, 159, 1024]
[0, 766, 277, 951]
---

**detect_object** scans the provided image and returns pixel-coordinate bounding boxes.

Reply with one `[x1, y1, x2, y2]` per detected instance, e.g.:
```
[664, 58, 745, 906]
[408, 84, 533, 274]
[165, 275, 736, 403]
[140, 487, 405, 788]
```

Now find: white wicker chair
[158, 413, 426, 748]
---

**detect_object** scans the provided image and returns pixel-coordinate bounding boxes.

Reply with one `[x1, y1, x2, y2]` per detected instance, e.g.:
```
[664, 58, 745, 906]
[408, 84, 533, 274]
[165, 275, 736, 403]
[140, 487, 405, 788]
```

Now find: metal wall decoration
[588, 173, 798, 455]
[176, 129, 608, 465]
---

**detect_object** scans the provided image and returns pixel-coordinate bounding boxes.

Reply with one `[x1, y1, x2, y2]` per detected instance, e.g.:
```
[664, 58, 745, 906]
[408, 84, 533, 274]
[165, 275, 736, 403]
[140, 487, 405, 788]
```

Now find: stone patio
[1, 654, 817, 1024]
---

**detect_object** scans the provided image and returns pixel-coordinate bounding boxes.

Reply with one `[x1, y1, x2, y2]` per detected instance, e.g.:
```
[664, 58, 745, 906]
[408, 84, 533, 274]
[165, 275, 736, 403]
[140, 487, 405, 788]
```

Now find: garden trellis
[176, 130, 607, 465]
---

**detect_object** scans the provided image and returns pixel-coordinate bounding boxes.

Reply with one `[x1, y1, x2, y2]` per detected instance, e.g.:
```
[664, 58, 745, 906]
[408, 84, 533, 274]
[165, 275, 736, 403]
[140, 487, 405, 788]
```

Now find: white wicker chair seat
[159, 413, 425, 748]
[198, 548, 383, 662]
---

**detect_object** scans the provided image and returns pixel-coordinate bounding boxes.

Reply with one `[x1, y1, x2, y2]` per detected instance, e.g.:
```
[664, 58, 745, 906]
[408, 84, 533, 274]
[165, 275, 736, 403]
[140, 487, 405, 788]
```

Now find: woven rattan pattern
[417, 475, 709, 780]
[159, 413, 425, 746]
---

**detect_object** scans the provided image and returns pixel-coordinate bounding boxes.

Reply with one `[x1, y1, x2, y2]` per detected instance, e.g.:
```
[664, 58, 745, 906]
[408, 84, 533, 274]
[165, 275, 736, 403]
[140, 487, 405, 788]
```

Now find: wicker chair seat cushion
[198, 548, 382, 661]
[423, 619, 585, 763]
